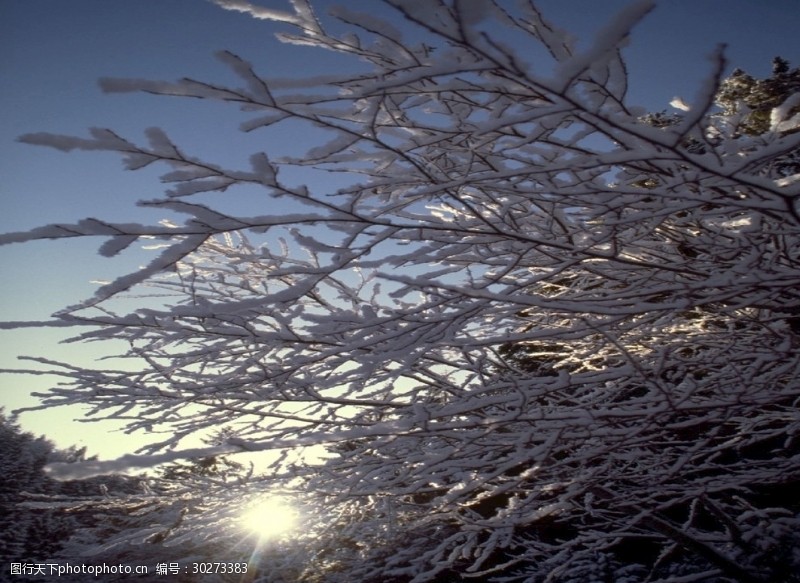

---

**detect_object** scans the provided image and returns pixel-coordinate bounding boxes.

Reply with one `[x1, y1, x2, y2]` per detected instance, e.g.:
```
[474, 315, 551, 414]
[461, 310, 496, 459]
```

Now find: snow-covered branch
[5, 1, 800, 581]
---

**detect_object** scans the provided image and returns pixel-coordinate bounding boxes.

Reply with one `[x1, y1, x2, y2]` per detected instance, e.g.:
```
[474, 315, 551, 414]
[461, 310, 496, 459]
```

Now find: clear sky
[2, 0, 799, 458]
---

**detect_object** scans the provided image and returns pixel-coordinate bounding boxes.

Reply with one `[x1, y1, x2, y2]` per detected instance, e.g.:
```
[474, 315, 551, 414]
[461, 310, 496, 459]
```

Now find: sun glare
[242, 496, 299, 540]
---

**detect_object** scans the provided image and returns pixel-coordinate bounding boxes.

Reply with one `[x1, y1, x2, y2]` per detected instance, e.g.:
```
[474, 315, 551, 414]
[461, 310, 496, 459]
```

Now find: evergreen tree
[0, 411, 71, 564]
[716, 57, 800, 137]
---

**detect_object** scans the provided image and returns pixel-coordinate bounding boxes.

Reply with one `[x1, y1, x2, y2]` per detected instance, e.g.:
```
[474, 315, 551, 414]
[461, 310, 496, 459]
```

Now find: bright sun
[242, 496, 299, 539]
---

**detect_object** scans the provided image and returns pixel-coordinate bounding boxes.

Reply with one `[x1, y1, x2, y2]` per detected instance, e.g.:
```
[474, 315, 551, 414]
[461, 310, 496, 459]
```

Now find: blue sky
[1, 0, 799, 457]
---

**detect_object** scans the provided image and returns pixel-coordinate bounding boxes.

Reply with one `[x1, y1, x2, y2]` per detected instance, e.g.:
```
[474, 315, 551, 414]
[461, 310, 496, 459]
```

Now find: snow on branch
[6, 1, 800, 581]
[210, 0, 303, 25]
[552, 0, 655, 92]
[43, 444, 242, 480]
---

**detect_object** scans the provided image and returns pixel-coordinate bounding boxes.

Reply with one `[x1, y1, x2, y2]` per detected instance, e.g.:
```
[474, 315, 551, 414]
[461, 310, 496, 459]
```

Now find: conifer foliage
[0, 411, 65, 564]
[0, 412, 143, 575]
[3, 1, 800, 581]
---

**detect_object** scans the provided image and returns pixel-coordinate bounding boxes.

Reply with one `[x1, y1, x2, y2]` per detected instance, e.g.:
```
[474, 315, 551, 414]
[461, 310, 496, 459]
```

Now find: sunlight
[241, 496, 299, 540]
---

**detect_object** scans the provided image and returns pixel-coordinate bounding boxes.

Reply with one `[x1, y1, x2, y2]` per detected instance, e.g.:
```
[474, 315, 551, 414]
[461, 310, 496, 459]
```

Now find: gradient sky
[2, 0, 799, 459]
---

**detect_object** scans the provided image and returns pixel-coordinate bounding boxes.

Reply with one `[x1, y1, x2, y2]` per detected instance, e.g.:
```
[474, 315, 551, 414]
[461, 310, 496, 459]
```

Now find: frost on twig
[4, 1, 800, 581]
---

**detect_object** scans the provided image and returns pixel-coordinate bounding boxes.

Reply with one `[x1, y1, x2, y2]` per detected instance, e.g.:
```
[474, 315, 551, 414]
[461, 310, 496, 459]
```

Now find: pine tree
[0, 411, 71, 564]
[716, 57, 800, 137]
